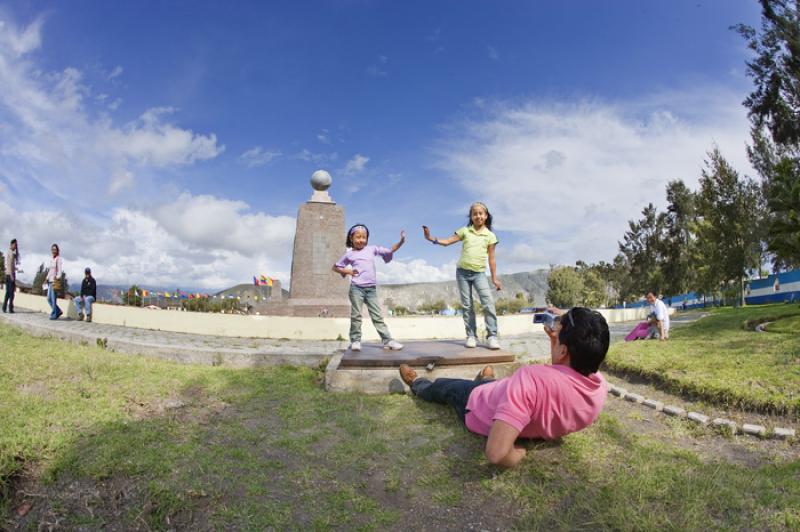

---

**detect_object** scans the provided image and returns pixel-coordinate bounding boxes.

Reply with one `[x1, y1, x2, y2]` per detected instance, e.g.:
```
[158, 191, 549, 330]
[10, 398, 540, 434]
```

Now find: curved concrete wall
[12, 292, 657, 340]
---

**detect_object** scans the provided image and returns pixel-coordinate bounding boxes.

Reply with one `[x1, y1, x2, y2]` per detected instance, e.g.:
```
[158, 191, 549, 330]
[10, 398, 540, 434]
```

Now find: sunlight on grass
[606, 304, 800, 415]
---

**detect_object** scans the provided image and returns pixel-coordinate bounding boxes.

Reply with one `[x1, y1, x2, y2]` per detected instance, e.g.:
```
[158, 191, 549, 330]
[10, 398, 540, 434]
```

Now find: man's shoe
[350, 341, 361, 352]
[77, 313, 84, 321]
[399, 364, 418, 386]
[384, 340, 404, 350]
[56, 309, 63, 318]
[476, 365, 495, 381]
[487, 336, 501, 350]
[465, 336, 477, 348]
[86, 314, 92, 323]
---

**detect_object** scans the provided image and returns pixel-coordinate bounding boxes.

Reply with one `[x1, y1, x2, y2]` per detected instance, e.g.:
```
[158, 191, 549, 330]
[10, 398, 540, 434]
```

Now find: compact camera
[533, 312, 559, 330]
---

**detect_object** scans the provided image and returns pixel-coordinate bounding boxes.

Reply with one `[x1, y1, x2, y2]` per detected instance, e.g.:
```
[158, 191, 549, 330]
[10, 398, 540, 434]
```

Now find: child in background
[423, 201, 502, 349]
[333, 224, 406, 351]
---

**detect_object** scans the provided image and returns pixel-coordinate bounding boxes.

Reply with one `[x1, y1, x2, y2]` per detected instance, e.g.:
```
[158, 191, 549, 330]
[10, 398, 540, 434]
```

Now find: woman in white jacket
[47, 243, 63, 320]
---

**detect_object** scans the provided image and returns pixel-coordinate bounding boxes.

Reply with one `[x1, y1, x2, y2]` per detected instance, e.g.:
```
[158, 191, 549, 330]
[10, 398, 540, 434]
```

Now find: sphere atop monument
[310, 170, 332, 191]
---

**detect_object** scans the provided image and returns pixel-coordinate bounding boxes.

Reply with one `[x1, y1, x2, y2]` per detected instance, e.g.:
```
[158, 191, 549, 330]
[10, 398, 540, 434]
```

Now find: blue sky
[0, 1, 762, 289]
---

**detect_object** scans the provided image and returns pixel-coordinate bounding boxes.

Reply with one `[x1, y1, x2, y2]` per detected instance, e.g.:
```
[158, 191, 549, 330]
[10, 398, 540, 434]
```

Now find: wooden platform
[338, 339, 515, 368]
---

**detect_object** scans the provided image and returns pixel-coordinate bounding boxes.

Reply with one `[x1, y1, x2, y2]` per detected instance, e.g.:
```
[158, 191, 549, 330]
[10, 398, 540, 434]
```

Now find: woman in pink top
[400, 306, 609, 467]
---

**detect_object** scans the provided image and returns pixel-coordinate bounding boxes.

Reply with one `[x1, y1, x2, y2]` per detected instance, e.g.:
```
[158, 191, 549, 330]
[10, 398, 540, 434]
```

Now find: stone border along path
[607, 384, 796, 441]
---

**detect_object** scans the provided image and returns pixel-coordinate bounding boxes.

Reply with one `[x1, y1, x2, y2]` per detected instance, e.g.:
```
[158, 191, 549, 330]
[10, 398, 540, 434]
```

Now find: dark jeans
[411, 377, 493, 423]
[2, 276, 14, 312]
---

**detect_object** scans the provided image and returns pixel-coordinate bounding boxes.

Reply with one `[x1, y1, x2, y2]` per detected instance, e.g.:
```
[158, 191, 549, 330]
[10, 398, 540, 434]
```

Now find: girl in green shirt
[423, 202, 502, 349]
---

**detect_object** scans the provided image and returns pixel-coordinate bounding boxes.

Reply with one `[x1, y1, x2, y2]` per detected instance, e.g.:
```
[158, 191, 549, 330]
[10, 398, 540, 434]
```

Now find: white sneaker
[384, 340, 404, 350]
[465, 336, 477, 348]
[487, 336, 501, 350]
[350, 341, 361, 351]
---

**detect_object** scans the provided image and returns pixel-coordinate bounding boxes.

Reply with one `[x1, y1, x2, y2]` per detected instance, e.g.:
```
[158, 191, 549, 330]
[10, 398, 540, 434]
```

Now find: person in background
[645, 292, 670, 341]
[46, 243, 63, 320]
[3, 238, 20, 313]
[75, 267, 97, 322]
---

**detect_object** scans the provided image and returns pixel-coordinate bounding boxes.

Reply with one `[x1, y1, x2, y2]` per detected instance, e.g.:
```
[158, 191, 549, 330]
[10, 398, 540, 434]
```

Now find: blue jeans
[349, 284, 392, 343]
[3, 276, 14, 312]
[411, 377, 494, 423]
[47, 282, 62, 319]
[456, 267, 498, 338]
[75, 296, 95, 316]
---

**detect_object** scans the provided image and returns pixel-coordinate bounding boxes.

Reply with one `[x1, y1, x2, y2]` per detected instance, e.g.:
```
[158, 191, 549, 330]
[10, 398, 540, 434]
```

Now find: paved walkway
[0, 306, 701, 368]
[0, 308, 344, 367]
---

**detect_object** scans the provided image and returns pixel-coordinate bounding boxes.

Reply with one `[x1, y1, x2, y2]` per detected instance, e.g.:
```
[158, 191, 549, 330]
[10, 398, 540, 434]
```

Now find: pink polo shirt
[465, 364, 607, 440]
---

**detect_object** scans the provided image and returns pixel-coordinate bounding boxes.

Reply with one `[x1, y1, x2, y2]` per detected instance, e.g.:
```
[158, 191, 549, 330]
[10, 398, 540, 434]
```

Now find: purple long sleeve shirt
[334, 245, 393, 287]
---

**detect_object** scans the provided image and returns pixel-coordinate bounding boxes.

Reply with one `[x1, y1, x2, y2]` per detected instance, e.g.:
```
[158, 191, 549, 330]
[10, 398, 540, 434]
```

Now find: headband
[349, 225, 368, 235]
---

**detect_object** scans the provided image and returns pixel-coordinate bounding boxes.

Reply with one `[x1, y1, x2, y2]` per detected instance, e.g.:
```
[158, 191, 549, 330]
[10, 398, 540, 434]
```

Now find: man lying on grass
[399, 307, 609, 467]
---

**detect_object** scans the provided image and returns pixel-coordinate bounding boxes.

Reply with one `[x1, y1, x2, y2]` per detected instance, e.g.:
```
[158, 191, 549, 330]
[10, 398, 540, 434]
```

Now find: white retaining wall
[11, 292, 657, 340]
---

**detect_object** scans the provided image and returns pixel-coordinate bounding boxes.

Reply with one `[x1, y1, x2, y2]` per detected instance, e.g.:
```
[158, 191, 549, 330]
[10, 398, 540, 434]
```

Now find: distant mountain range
[380, 270, 549, 310]
[94, 269, 549, 310]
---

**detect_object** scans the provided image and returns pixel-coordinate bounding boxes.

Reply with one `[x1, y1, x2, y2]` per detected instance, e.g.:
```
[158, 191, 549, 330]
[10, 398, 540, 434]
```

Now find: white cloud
[0, 193, 296, 289]
[294, 148, 338, 163]
[378, 258, 454, 285]
[239, 146, 281, 168]
[317, 129, 331, 144]
[107, 65, 123, 80]
[487, 46, 499, 61]
[0, 16, 224, 203]
[435, 89, 754, 269]
[343, 153, 369, 175]
[366, 56, 388, 77]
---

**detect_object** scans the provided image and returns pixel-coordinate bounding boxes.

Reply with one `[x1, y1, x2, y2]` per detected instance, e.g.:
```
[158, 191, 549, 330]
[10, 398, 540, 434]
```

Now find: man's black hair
[345, 224, 370, 248]
[557, 307, 609, 376]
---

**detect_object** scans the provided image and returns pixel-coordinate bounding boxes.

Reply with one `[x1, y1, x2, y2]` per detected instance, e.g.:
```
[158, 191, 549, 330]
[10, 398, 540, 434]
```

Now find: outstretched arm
[487, 244, 501, 290]
[485, 420, 525, 467]
[422, 226, 461, 246]
[390, 230, 407, 253]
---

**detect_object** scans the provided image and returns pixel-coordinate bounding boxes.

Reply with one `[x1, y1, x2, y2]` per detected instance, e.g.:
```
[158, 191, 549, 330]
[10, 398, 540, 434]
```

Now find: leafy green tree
[57, 272, 69, 298]
[580, 269, 606, 308]
[122, 285, 142, 306]
[735, 2, 800, 268]
[618, 203, 666, 295]
[0, 250, 5, 280]
[659, 180, 696, 297]
[546, 266, 583, 308]
[32, 264, 47, 295]
[693, 148, 763, 306]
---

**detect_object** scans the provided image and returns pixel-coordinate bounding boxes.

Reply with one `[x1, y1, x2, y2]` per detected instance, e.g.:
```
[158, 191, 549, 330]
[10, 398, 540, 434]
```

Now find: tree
[693, 148, 763, 306]
[546, 266, 583, 308]
[0, 250, 5, 281]
[57, 272, 69, 298]
[659, 180, 696, 296]
[32, 264, 47, 295]
[580, 269, 606, 308]
[122, 285, 143, 306]
[735, 2, 800, 268]
[618, 203, 666, 295]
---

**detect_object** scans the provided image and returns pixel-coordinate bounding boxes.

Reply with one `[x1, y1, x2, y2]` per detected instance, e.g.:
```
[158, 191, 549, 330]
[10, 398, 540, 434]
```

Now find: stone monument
[287, 170, 351, 317]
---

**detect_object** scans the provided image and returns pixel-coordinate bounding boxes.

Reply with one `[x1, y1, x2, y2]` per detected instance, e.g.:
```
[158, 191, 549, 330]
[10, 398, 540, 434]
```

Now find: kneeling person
[399, 307, 609, 468]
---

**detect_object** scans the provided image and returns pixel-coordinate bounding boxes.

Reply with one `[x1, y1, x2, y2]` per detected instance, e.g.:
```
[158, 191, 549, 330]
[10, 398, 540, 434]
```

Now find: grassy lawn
[606, 304, 800, 417]
[1, 321, 798, 529]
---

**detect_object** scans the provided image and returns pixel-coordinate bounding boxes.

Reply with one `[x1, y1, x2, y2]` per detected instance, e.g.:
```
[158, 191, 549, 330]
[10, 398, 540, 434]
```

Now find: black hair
[467, 202, 493, 231]
[10, 238, 19, 260]
[557, 307, 609, 376]
[51, 243, 60, 255]
[345, 224, 370, 248]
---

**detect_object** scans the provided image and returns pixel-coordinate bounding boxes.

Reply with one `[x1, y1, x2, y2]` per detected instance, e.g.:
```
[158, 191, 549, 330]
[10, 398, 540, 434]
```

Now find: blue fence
[615, 268, 800, 309]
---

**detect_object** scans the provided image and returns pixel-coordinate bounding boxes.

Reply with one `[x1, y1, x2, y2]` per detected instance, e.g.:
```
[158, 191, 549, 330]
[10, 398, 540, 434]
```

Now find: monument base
[325, 340, 519, 394]
[286, 298, 350, 317]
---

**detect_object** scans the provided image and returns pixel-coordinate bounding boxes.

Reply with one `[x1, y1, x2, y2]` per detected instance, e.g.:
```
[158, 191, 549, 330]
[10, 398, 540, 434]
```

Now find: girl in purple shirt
[333, 224, 406, 351]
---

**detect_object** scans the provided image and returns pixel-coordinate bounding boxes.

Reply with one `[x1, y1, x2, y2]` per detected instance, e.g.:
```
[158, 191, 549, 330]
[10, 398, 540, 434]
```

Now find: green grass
[1, 321, 799, 529]
[606, 304, 800, 416]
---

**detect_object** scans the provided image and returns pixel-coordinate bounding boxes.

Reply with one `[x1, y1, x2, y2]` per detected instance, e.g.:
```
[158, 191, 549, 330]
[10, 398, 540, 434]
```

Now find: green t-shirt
[455, 225, 498, 272]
